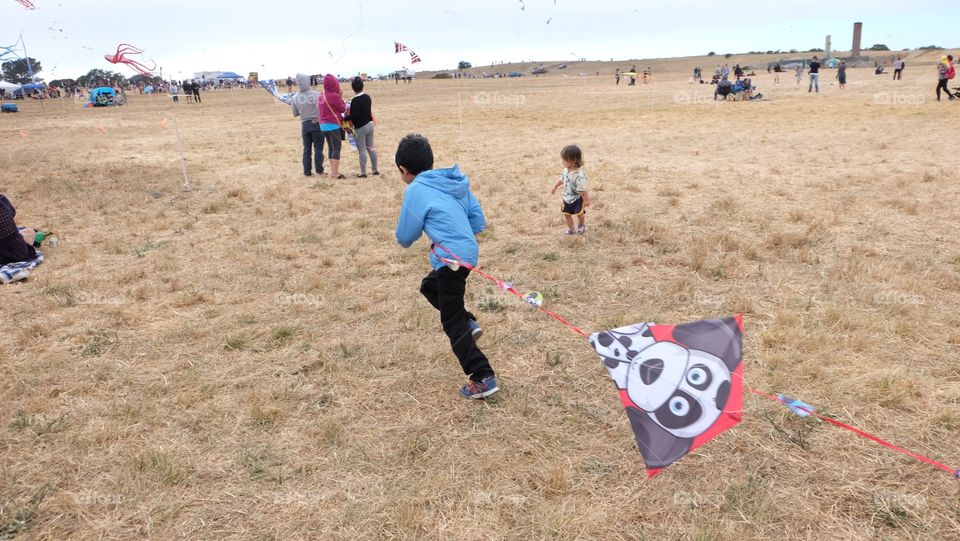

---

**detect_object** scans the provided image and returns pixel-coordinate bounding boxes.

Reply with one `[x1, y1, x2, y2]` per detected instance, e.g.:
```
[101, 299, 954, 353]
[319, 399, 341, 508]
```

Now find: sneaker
[372, 171, 381, 176]
[304, 171, 313, 177]
[467, 319, 483, 340]
[357, 174, 368, 178]
[565, 229, 575, 235]
[460, 376, 500, 399]
[577, 224, 586, 235]
[1, 269, 30, 284]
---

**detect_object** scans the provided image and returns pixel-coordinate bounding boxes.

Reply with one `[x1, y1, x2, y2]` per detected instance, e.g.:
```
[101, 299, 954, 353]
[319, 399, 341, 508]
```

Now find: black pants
[893, 69, 902, 80]
[420, 266, 493, 381]
[322, 129, 342, 160]
[937, 79, 954, 100]
[193, 90, 201, 103]
[301, 121, 325, 174]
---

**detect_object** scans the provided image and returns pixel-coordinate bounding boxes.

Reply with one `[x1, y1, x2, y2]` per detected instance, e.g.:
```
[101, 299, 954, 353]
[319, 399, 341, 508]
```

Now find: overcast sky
[2, 0, 956, 81]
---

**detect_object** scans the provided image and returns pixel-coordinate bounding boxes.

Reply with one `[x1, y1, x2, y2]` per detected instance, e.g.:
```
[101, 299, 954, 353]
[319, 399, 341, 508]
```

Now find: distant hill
[419, 48, 959, 78]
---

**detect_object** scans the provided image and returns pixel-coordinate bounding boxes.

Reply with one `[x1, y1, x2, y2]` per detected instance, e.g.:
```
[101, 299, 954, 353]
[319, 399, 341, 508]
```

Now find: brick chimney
[852, 22, 863, 59]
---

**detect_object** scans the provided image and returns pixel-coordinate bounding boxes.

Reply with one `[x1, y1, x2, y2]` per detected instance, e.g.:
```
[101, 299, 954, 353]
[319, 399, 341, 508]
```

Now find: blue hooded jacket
[395, 165, 486, 270]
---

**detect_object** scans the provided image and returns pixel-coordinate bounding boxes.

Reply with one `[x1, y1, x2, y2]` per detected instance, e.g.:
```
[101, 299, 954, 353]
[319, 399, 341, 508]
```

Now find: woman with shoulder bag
[318, 74, 348, 178]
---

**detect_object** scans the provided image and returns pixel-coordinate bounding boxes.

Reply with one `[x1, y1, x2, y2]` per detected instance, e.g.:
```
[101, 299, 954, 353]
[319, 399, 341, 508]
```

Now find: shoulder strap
[322, 93, 339, 123]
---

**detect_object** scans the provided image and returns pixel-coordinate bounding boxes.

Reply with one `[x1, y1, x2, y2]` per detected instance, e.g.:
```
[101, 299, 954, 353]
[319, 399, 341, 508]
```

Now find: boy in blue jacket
[394, 134, 499, 399]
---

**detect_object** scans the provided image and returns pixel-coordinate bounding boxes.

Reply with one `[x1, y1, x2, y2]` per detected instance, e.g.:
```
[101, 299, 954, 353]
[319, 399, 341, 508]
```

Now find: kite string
[171, 114, 190, 191]
[430, 241, 588, 338]
[746, 388, 959, 477]
[429, 242, 960, 479]
[331, 0, 363, 63]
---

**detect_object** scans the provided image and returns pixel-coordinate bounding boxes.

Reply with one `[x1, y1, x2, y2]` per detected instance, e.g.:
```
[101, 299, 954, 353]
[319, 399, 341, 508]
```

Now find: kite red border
[591, 316, 744, 477]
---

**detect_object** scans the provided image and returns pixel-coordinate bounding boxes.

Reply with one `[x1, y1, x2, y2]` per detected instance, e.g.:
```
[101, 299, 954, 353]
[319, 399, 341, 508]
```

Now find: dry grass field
[3, 52, 960, 540]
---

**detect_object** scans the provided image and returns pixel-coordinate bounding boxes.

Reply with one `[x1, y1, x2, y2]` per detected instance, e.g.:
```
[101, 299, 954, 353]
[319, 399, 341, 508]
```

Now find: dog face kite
[589, 316, 743, 476]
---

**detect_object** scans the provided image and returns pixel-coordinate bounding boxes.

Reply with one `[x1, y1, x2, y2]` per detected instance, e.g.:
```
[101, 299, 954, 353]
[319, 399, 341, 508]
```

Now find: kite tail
[427, 242, 960, 479]
[749, 388, 960, 478]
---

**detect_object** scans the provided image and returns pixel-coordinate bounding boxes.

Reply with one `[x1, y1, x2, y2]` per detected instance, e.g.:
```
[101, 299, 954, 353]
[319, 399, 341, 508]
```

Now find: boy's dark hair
[351, 76, 364, 93]
[561, 144, 583, 168]
[396, 134, 434, 175]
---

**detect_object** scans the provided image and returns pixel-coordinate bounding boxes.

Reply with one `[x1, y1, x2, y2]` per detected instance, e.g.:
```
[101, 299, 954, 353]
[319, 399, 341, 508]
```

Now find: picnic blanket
[0, 251, 44, 284]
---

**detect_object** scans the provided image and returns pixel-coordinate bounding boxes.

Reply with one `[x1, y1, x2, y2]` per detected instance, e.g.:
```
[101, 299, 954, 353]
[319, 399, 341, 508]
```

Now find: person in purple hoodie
[317, 74, 347, 179]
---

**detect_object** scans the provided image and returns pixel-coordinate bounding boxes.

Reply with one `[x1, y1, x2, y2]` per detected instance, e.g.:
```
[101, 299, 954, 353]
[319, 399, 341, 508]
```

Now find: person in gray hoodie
[291, 73, 324, 176]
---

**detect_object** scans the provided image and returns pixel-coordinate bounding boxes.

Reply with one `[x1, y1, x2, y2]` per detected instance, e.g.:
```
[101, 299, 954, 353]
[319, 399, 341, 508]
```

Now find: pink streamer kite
[104, 43, 157, 76]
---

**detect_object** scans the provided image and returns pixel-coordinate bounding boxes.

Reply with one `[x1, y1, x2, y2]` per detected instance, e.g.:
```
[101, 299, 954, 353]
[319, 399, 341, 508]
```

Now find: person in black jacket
[344, 77, 379, 178]
[0, 194, 37, 265]
[191, 79, 201, 103]
[808, 56, 821, 93]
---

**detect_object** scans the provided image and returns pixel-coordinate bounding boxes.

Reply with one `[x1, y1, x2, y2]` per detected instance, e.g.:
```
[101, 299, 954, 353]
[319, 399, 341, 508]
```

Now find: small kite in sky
[395, 42, 421, 64]
[104, 43, 156, 76]
[14, 0, 37, 10]
[590, 316, 744, 477]
[0, 43, 21, 62]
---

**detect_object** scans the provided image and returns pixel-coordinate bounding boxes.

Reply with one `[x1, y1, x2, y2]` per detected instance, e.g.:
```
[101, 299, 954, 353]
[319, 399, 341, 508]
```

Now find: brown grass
[2, 61, 960, 540]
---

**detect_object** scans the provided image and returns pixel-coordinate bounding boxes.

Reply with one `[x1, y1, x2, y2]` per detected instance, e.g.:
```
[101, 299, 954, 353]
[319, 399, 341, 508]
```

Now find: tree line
[2, 57, 163, 87]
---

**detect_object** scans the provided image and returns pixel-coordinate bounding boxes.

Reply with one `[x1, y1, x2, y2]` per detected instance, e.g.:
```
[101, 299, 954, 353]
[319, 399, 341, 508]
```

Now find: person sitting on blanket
[736, 78, 755, 100]
[0, 194, 37, 265]
[715, 79, 733, 100]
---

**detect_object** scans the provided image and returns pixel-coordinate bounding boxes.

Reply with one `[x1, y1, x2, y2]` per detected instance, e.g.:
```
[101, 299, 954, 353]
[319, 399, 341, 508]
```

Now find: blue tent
[14, 82, 44, 98]
[218, 71, 243, 79]
[87, 87, 117, 107]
